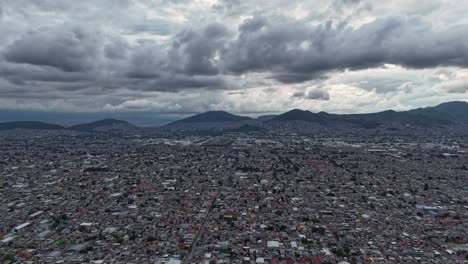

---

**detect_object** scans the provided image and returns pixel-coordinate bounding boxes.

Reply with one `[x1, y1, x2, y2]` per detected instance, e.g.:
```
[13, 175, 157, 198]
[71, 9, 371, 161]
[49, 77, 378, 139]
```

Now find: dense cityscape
[1, 130, 467, 263]
[2, 0, 468, 263]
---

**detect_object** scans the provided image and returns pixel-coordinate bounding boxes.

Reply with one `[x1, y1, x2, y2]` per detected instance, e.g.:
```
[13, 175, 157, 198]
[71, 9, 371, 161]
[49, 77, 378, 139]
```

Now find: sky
[1, 0, 468, 124]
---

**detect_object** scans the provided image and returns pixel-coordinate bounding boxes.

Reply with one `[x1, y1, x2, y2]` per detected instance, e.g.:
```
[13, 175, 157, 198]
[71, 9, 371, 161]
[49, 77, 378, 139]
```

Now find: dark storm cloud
[102, 74, 229, 93]
[4, 27, 101, 72]
[0, 62, 93, 84]
[0, 22, 234, 94]
[169, 23, 230, 76]
[1, 0, 468, 114]
[126, 43, 164, 79]
[123, 24, 229, 80]
[3, 13, 468, 94]
[121, 23, 233, 91]
[3, 10, 468, 94]
[151, 74, 228, 91]
[104, 38, 130, 60]
[221, 15, 468, 83]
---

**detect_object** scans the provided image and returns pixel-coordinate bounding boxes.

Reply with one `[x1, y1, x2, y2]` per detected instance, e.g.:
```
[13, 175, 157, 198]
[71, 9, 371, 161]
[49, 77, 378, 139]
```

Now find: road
[182, 197, 217, 264]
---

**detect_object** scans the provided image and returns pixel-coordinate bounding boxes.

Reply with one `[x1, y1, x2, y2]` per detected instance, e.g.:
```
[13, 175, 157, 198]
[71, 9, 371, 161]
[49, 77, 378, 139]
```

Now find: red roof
[311, 257, 322, 264]
[178, 242, 188, 249]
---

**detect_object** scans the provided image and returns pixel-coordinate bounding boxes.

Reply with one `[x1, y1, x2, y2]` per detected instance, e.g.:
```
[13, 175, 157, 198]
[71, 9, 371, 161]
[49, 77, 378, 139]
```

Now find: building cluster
[0, 131, 467, 263]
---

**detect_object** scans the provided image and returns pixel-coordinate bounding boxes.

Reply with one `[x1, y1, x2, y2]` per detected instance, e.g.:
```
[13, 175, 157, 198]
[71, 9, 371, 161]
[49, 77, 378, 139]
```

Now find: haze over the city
[1, 0, 468, 125]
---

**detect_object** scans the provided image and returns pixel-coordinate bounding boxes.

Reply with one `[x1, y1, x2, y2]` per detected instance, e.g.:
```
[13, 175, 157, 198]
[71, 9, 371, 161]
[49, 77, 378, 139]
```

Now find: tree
[424, 183, 429, 191]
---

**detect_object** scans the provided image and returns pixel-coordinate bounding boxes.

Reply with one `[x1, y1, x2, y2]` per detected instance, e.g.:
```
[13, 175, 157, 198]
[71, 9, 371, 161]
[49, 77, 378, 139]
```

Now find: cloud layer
[1, 0, 468, 116]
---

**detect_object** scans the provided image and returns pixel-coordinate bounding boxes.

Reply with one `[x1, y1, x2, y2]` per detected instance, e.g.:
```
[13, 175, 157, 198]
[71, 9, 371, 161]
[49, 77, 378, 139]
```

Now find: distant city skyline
[1, 1, 468, 116]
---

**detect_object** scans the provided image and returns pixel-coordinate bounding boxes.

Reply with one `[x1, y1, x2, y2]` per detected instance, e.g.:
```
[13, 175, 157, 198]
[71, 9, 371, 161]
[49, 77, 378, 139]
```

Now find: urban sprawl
[1, 131, 467, 263]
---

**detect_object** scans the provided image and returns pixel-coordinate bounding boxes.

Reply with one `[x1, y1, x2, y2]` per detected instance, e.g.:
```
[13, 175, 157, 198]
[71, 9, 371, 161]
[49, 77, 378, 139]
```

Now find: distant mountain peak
[431, 100, 468, 123]
[69, 119, 134, 132]
[170, 111, 252, 124]
[205, 110, 230, 114]
[287, 109, 309, 113]
[90, 119, 129, 125]
[273, 109, 327, 124]
[436, 101, 468, 107]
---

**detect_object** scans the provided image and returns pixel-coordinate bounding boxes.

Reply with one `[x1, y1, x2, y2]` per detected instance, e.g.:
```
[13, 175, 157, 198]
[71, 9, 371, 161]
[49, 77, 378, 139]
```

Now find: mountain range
[1, 101, 468, 134]
[0, 121, 65, 131]
[169, 111, 253, 124]
[0, 119, 135, 133]
[69, 119, 136, 132]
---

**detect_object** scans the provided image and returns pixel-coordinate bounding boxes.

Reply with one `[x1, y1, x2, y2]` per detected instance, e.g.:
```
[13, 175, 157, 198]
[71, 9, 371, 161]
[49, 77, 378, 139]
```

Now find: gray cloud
[292, 88, 330, 100]
[4, 3, 468, 90]
[126, 43, 164, 79]
[435, 80, 468, 94]
[127, 19, 174, 35]
[0, 62, 93, 84]
[169, 23, 230, 76]
[104, 39, 129, 60]
[1, 22, 234, 94]
[292, 91, 305, 98]
[0, 0, 468, 113]
[307, 89, 330, 100]
[4, 27, 101, 72]
[222, 15, 468, 83]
